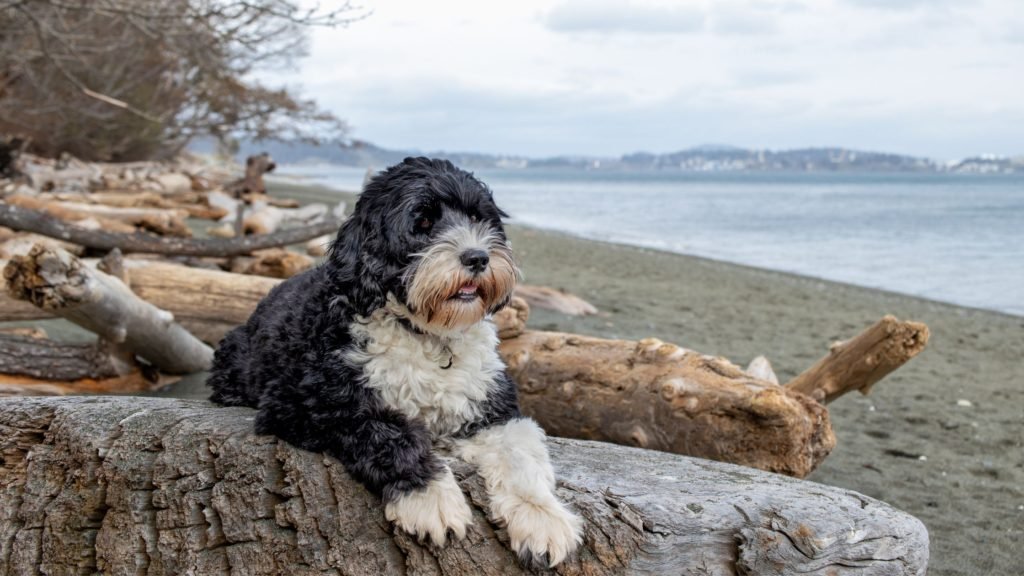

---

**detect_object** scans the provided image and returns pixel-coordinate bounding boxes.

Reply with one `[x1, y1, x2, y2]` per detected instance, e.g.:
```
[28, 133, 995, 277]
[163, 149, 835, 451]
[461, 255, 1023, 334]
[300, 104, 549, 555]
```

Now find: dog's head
[329, 157, 520, 333]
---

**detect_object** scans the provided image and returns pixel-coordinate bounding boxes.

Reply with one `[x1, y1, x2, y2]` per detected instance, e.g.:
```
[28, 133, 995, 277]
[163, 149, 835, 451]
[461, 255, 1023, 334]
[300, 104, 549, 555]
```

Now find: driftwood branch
[785, 315, 930, 403]
[0, 397, 930, 575]
[3, 245, 213, 373]
[0, 202, 341, 257]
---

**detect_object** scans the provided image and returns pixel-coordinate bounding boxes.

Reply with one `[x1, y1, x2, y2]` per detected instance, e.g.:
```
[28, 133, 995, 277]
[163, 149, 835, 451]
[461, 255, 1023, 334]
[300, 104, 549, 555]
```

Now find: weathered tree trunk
[3, 245, 213, 373]
[785, 315, 930, 403]
[501, 331, 835, 478]
[0, 397, 929, 576]
[0, 202, 342, 257]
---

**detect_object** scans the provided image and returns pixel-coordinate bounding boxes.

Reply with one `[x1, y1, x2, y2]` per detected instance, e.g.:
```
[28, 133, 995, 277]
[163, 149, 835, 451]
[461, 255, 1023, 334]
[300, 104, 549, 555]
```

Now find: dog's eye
[416, 217, 433, 233]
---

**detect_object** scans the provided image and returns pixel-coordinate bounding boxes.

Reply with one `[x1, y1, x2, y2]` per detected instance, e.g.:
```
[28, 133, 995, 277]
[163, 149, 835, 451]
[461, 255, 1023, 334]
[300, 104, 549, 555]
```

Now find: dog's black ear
[327, 206, 387, 315]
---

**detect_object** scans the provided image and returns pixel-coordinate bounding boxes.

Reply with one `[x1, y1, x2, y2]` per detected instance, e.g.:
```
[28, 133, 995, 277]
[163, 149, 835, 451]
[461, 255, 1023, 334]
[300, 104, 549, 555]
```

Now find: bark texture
[785, 315, 930, 403]
[0, 202, 341, 257]
[501, 331, 835, 478]
[3, 245, 213, 373]
[0, 397, 929, 576]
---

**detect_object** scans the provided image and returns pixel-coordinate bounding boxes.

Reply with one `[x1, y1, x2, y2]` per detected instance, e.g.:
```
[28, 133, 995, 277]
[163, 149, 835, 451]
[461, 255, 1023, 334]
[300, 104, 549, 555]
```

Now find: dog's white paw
[384, 467, 473, 546]
[504, 497, 583, 567]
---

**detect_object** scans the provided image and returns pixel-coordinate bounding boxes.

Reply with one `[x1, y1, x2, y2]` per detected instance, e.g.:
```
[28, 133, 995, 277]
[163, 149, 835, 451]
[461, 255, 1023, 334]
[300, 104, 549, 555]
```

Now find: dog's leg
[456, 418, 583, 567]
[255, 389, 472, 547]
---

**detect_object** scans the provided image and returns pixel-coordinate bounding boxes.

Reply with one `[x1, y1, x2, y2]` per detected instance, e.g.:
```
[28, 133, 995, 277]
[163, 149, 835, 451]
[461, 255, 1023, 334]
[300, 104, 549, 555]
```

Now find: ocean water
[277, 165, 1024, 317]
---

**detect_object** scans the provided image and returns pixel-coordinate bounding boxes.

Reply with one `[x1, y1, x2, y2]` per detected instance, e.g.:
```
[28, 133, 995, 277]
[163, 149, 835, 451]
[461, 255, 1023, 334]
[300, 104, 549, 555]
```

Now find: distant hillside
[220, 139, 1022, 174]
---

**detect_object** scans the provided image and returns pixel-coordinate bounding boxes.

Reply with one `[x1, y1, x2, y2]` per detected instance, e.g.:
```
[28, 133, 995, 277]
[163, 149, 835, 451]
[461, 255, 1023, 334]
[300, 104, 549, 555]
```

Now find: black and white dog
[208, 157, 582, 566]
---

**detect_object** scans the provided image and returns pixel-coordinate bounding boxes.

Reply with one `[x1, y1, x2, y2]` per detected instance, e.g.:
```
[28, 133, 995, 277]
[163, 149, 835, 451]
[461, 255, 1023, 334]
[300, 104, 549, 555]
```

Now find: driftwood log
[0, 202, 342, 257]
[501, 332, 834, 478]
[0, 396, 929, 575]
[3, 245, 213, 373]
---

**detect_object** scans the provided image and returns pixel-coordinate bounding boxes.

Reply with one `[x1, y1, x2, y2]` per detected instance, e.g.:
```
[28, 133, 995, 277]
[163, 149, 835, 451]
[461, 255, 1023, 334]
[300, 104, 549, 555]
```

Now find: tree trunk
[501, 331, 835, 478]
[3, 245, 213, 373]
[785, 315, 930, 403]
[0, 202, 342, 257]
[0, 396, 929, 576]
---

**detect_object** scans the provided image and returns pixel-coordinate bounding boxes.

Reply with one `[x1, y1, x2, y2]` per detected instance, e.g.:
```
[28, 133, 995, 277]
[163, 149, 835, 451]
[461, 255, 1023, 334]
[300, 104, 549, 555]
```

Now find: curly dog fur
[208, 157, 582, 566]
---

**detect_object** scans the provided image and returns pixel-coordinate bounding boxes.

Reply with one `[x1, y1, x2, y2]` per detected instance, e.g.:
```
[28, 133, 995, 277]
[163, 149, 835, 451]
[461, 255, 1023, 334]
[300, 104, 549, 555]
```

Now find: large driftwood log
[785, 315, 930, 403]
[0, 397, 929, 575]
[501, 331, 835, 478]
[0, 202, 342, 257]
[3, 245, 213, 373]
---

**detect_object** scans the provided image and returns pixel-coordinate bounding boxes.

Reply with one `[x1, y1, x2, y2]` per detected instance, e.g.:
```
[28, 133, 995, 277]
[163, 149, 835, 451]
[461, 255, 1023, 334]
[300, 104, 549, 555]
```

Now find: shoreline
[508, 220, 1024, 322]
[269, 173, 1023, 320]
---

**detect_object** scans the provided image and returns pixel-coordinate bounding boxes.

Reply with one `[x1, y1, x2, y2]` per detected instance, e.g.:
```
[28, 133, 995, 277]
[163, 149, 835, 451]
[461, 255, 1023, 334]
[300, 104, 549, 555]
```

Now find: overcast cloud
[279, 0, 1024, 160]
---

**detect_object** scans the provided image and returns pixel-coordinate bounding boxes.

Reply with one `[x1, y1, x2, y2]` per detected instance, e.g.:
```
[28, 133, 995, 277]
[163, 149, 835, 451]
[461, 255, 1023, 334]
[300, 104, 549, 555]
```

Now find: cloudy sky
[280, 0, 1024, 160]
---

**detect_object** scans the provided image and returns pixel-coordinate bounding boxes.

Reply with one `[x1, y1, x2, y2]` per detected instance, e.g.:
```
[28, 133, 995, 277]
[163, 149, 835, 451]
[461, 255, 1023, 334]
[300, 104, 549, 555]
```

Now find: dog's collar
[394, 316, 454, 370]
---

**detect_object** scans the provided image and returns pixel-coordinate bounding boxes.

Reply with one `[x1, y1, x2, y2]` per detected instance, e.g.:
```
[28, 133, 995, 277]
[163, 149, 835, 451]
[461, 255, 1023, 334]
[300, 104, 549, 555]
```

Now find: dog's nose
[460, 249, 490, 273]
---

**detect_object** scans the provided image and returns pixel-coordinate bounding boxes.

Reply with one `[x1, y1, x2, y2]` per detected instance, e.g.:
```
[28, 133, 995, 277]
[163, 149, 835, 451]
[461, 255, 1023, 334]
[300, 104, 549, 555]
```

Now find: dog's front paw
[385, 467, 473, 546]
[505, 497, 583, 567]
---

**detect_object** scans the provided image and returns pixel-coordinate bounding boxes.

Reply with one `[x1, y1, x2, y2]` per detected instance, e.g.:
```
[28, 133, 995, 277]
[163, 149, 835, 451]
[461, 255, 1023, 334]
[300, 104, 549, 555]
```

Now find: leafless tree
[0, 0, 359, 161]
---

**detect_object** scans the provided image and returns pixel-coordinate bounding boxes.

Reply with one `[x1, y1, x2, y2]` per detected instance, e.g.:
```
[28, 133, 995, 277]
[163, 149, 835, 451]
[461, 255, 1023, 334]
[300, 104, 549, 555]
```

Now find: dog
[208, 157, 583, 566]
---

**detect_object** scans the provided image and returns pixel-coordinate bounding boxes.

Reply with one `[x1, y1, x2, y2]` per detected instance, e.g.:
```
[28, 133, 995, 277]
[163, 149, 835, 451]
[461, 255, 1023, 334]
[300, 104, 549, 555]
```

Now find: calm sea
[278, 165, 1024, 317]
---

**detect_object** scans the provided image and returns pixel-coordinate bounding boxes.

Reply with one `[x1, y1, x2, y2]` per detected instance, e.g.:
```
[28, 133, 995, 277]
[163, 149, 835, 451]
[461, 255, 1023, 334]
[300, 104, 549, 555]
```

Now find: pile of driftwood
[0, 150, 932, 574]
[0, 151, 932, 478]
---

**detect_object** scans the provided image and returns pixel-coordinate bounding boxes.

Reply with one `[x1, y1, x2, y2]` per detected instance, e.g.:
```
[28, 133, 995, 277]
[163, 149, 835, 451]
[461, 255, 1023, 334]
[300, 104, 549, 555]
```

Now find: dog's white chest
[346, 312, 504, 437]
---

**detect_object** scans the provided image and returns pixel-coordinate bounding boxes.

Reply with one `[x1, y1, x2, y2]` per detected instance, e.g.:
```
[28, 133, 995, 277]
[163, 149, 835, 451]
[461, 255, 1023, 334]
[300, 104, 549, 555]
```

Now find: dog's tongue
[458, 282, 479, 295]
